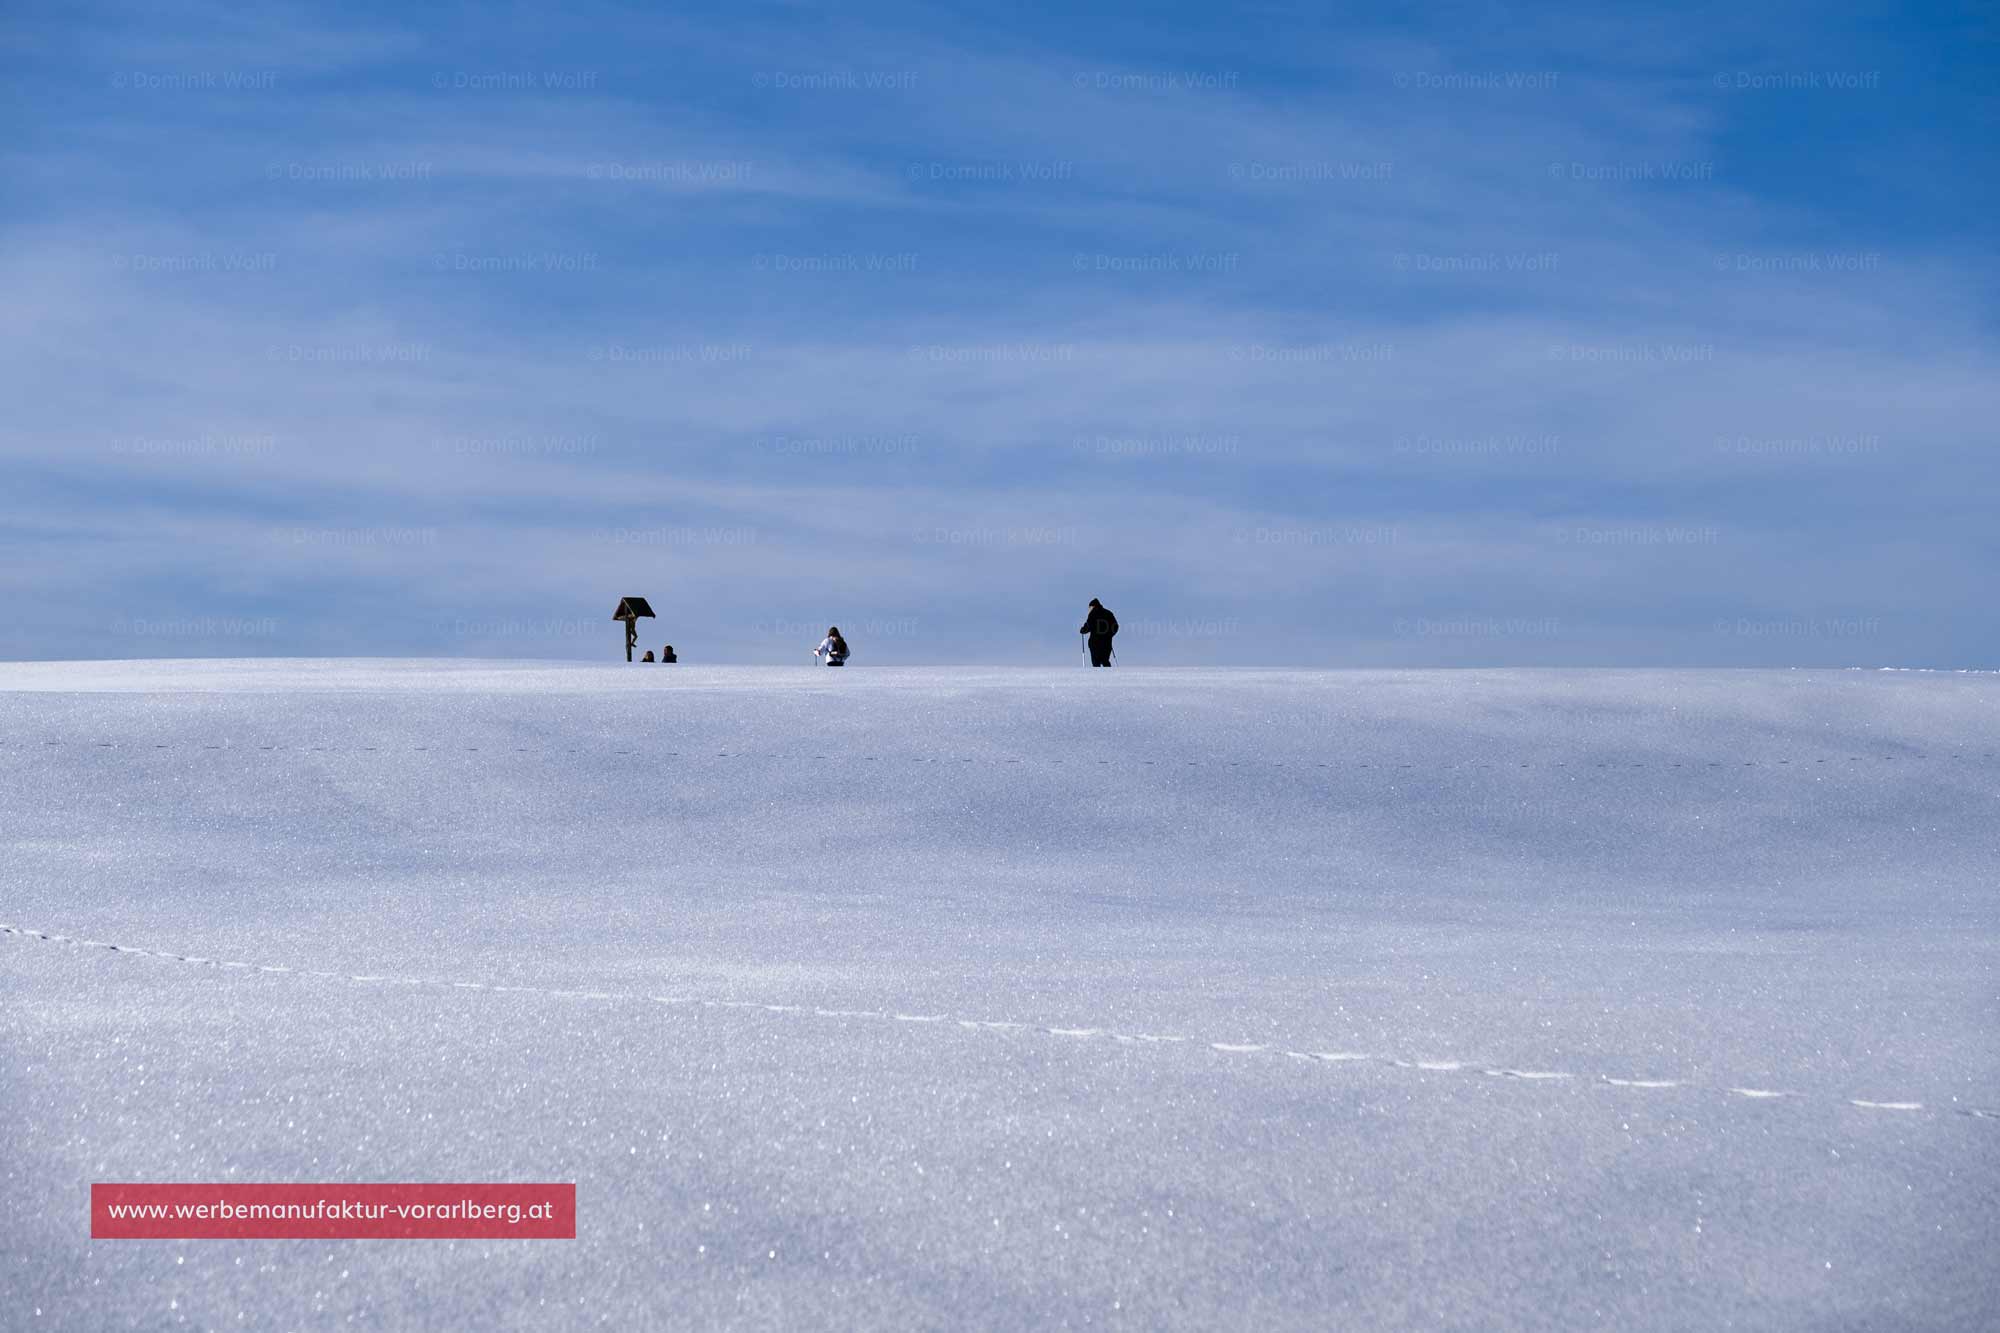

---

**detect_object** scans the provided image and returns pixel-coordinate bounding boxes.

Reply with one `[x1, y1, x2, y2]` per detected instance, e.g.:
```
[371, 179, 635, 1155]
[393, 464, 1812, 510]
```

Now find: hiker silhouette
[1079, 598, 1118, 667]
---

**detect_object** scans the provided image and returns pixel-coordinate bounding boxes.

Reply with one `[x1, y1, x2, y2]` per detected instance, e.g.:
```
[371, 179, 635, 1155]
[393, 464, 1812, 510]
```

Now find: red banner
[91, 1183, 575, 1239]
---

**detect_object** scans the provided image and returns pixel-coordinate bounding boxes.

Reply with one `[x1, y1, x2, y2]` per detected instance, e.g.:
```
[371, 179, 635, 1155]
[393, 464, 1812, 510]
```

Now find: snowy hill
[2, 661, 1995, 1330]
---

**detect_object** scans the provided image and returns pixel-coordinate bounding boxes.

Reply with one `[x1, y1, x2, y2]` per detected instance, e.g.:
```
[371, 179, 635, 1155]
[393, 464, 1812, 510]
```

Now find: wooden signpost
[612, 597, 655, 662]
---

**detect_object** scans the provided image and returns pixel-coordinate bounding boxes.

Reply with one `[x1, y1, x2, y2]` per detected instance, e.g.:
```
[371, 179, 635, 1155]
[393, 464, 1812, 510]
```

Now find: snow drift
[2, 661, 1995, 1329]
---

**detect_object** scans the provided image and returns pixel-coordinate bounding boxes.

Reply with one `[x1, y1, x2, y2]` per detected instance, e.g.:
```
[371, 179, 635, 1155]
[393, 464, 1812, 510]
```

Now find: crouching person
[814, 626, 850, 666]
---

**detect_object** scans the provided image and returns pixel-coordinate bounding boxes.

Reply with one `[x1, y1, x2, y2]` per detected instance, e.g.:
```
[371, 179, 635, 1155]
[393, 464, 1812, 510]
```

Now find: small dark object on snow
[661, 645, 677, 663]
[612, 597, 655, 662]
[641, 650, 655, 662]
[1079, 597, 1119, 667]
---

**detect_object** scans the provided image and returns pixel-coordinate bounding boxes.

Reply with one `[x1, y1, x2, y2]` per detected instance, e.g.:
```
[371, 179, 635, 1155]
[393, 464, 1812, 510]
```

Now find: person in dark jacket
[1079, 598, 1118, 667]
[660, 644, 677, 663]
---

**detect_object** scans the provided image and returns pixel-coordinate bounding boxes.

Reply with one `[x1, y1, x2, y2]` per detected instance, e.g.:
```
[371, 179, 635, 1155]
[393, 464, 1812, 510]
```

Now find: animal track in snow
[9, 739, 1993, 775]
[1, 922, 1980, 1126]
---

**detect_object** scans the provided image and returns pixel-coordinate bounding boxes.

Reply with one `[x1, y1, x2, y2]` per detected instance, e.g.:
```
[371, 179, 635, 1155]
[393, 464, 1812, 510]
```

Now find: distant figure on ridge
[640, 649, 655, 662]
[814, 626, 850, 667]
[1079, 598, 1119, 667]
[660, 644, 677, 663]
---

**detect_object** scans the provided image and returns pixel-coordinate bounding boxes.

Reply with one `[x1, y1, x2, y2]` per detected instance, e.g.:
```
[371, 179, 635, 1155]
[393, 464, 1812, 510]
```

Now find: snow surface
[2, 660, 1996, 1330]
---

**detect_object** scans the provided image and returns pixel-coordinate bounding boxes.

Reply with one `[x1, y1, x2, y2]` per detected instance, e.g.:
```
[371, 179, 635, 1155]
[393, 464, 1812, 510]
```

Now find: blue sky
[4, 0, 1995, 664]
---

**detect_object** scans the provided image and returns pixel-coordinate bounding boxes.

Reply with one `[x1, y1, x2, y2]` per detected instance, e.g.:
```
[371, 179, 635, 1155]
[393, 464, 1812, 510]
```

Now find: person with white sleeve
[813, 626, 850, 666]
